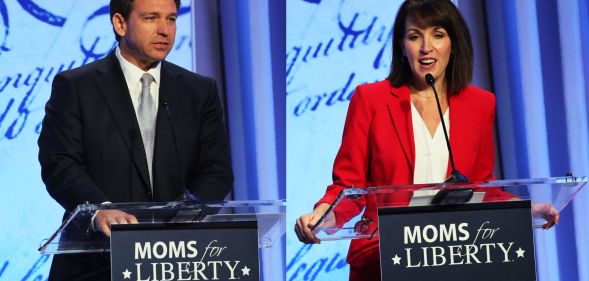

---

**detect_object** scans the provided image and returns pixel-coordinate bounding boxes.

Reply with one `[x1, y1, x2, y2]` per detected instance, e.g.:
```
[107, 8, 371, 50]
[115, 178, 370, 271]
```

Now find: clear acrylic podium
[38, 200, 285, 254]
[311, 176, 587, 241]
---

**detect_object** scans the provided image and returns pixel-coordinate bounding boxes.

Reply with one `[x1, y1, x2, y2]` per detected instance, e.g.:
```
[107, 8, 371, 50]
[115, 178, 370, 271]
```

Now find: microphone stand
[424, 73, 469, 184]
[161, 96, 196, 201]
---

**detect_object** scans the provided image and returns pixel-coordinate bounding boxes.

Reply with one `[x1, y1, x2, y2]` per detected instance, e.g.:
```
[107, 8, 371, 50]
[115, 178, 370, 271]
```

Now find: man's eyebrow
[138, 12, 177, 16]
[139, 12, 159, 16]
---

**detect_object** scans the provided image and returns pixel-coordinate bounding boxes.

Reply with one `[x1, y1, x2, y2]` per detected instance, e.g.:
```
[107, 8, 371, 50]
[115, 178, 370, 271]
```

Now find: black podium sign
[110, 221, 259, 281]
[378, 201, 536, 281]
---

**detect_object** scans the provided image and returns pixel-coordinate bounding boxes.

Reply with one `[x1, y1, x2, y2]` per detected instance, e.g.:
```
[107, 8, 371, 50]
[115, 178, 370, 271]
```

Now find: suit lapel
[95, 52, 151, 190]
[157, 61, 180, 111]
[153, 62, 181, 189]
[386, 85, 415, 174]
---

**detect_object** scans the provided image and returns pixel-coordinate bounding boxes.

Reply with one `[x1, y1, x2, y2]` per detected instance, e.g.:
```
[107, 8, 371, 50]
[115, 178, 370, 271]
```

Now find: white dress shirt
[411, 103, 450, 184]
[92, 47, 162, 231]
[115, 46, 161, 115]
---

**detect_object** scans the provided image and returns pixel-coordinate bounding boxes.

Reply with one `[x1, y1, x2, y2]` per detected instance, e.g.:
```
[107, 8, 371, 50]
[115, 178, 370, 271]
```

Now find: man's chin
[150, 48, 172, 59]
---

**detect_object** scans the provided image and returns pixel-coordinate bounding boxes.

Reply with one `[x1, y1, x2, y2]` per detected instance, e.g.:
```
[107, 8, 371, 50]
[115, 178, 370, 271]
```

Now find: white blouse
[411, 103, 450, 184]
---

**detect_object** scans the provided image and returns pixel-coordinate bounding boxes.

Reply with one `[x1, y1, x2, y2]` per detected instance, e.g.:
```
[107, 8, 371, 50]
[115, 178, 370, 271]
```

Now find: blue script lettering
[287, 244, 347, 281]
[16, 0, 66, 27]
[80, 5, 116, 63]
[287, 2, 393, 117]
[0, 260, 8, 277]
[0, 39, 103, 141]
[287, 5, 392, 87]
[0, 256, 50, 281]
[0, 67, 42, 140]
[291, 72, 380, 117]
[21, 255, 50, 281]
[0, 0, 9, 53]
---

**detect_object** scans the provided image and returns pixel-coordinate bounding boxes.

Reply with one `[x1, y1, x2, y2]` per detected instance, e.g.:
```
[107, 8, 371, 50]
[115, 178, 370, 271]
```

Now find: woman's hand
[532, 203, 560, 229]
[294, 203, 335, 244]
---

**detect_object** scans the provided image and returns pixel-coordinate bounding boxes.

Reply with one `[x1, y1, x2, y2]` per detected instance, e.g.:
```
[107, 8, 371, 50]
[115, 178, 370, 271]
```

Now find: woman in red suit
[295, 0, 525, 280]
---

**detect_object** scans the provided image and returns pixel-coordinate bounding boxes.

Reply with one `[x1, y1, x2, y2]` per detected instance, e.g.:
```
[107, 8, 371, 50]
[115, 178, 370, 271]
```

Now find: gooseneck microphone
[424, 73, 469, 183]
[161, 96, 194, 201]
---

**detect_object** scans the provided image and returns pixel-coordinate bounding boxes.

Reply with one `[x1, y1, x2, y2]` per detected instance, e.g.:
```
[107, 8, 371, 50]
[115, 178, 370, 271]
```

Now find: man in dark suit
[38, 0, 233, 279]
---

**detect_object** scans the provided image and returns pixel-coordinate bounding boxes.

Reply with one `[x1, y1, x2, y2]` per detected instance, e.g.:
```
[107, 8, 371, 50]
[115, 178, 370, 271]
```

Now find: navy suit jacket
[38, 51, 233, 280]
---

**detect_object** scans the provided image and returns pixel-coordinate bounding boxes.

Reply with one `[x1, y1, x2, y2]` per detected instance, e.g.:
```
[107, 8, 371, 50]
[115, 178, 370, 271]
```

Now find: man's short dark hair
[387, 0, 473, 94]
[110, 0, 181, 41]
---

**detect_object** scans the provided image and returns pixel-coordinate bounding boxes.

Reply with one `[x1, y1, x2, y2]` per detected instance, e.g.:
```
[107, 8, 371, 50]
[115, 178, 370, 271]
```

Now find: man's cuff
[89, 201, 112, 232]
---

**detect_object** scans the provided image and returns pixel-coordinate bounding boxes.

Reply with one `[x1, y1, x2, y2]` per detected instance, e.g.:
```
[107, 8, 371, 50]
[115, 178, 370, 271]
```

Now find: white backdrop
[0, 1, 192, 279]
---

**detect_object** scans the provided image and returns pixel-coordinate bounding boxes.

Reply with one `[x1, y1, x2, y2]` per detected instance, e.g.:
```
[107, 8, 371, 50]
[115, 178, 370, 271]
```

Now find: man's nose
[157, 20, 170, 37]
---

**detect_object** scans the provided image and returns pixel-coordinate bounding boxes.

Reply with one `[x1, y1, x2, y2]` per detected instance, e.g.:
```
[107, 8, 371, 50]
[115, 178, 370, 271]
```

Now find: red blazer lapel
[447, 91, 475, 178]
[387, 85, 415, 174]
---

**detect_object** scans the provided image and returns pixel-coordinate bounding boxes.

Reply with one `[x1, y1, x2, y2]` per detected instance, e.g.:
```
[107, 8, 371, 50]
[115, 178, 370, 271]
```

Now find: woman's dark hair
[110, 0, 181, 41]
[387, 0, 473, 94]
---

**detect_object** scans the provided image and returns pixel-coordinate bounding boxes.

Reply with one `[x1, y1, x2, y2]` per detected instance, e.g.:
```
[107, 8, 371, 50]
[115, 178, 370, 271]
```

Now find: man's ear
[112, 13, 127, 38]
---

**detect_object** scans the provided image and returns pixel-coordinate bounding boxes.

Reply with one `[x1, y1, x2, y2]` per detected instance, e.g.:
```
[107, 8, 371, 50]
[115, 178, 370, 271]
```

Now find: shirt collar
[115, 46, 161, 86]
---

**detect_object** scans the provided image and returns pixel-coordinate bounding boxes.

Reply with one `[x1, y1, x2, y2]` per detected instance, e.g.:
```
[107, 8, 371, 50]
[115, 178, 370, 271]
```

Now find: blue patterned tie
[139, 73, 156, 188]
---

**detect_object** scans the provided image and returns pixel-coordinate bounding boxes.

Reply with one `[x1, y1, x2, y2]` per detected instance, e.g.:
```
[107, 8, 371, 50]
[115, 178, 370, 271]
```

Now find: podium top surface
[312, 176, 587, 241]
[39, 200, 285, 254]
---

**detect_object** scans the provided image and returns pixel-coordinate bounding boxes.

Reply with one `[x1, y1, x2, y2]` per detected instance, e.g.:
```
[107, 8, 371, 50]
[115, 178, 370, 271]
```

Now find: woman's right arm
[295, 86, 374, 243]
[294, 203, 332, 244]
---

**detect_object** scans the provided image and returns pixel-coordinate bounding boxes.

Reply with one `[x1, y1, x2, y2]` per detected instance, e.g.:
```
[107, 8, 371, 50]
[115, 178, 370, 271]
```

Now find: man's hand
[94, 209, 138, 237]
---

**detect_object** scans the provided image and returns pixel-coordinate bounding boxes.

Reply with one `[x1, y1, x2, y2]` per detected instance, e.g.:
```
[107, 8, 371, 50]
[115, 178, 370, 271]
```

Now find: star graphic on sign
[516, 247, 525, 258]
[391, 254, 402, 265]
[241, 265, 251, 276]
[122, 269, 132, 279]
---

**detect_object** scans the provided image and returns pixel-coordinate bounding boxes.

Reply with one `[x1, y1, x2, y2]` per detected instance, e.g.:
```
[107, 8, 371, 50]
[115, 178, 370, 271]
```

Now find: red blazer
[315, 80, 511, 272]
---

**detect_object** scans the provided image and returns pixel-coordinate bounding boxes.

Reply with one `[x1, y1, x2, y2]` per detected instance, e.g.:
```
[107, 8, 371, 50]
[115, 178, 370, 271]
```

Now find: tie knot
[141, 73, 154, 87]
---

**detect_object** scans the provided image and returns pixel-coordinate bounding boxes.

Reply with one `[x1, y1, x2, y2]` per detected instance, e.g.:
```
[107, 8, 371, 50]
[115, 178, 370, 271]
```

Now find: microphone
[161, 95, 194, 201]
[424, 73, 469, 183]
